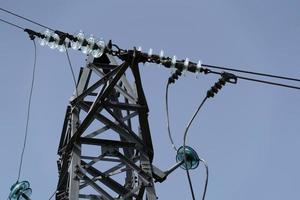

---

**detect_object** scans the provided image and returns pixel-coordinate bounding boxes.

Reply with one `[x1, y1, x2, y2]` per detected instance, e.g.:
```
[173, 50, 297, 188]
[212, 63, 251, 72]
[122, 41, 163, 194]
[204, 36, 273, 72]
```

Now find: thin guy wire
[0, 17, 24, 30]
[0, 7, 54, 31]
[17, 39, 37, 181]
[165, 82, 178, 152]
[203, 64, 300, 83]
[65, 49, 79, 98]
[183, 96, 209, 200]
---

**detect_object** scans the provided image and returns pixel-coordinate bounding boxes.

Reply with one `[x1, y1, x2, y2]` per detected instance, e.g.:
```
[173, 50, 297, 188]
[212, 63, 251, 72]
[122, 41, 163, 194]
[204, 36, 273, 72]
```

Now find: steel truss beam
[56, 53, 159, 200]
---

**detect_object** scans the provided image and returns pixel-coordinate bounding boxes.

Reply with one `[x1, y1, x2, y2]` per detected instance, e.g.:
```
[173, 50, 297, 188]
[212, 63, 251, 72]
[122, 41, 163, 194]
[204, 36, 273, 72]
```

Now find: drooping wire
[17, 39, 37, 181]
[0, 7, 54, 31]
[165, 82, 178, 152]
[183, 96, 209, 200]
[65, 49, 79, 98]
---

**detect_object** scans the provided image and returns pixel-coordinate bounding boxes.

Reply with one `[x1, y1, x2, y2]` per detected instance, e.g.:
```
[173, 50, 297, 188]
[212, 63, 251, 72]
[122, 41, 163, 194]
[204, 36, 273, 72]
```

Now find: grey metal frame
[56, 53, 158, 200]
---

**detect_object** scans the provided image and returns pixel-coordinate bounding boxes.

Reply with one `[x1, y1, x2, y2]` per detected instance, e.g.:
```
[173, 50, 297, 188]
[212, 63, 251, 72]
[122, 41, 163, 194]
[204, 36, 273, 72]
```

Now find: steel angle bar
[76, 67, 92, 96]
[76, 167, 115, 200]
[56, 152, 70, 193]
[84, 126, 110, 138]
[108, 167, 132, 177]
[81, 155, 101, 160]
[103, 156, 139, 176]
[79, 194, 103, 200]
[79, 138, 136, 148]
[100, 158, 121, 162]
[113, 151, 152, 185]
[70, 63, 122, 106]
[78, 102, 145, 148]
[90, 64, 137, 103]
[120, 185, 142, 200]
[90, 63, 119, 70]
[83, 153, 107, 168]
[66, 61, 131, 152]
[58, 106, 71, 154]
[83, 110, 139, 139]
[130, 62, 154, 160]
[104, 107, 140, 142]
[103, 101, 146, 111]
[81, 161, 131, 196]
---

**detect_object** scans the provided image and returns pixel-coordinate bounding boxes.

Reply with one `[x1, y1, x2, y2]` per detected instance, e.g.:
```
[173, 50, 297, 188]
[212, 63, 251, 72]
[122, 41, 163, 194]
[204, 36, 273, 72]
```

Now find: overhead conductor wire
[0, 13, 78, 199]
[2, 6, 300, 90]
[165, 82, 178, 152]
[2, 6, 300, 200]
[0, 7, 79, 97]
[165, 69, 209, 200]
[0, 18, 24, 30]
[17, 39, 37, 181]
[183, 96, 209, 200]
[0, 7, 54, 31]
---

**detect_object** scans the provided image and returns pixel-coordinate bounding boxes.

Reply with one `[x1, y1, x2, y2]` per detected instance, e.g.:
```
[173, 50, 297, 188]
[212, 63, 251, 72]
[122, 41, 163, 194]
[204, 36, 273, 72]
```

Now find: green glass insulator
[9, 181, 32, 200]
[176, 146, 200, 170]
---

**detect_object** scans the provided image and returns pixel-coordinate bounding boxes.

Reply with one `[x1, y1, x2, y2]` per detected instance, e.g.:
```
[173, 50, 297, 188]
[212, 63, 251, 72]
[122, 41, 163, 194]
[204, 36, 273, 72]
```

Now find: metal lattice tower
[56, 52, 159, 200]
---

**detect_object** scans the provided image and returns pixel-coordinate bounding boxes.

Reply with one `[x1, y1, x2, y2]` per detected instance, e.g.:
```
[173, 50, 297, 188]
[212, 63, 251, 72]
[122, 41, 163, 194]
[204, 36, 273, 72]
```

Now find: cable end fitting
[207, 72, 237, 98]
[24, 29, 44, 40]
[168, 69, 182, 84]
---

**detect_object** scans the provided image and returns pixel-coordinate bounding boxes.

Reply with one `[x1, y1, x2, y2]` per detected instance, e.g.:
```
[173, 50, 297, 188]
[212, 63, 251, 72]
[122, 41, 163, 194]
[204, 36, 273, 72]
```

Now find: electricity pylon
[56, 52, 160, 200]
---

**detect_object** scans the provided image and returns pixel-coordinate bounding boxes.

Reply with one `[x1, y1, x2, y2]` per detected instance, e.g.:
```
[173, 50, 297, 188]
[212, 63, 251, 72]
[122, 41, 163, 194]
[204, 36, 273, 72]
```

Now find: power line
[17, 39, 37, 181]
[237, 74, 300, 90]
[0, 18, 24, 30]
[0, 7, 54, 31]
[203, 63, 300, 83]
[1, 7, 300, 91]
[208, 70, 300, 90]
[165, 82, 178, 152]
[183, 96, 208, 200]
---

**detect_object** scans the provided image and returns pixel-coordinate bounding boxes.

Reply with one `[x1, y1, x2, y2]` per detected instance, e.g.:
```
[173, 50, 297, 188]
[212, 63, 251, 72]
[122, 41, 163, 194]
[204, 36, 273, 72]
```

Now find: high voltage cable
[17, 39, 37, 181]
[165, 82, 178, 152]
[1, 6, 300, 200]
[0, 12, 79, 198]
[1, 6, 300, 86]
[1, 7, 300, 91]
[208, 70, 300, 90]
[183, 96, 209, 200]
[0, 7, 54, 31]
[0, 18, 24, 30]
[203, 64, 300, 83]
[166, 70, 209, 200]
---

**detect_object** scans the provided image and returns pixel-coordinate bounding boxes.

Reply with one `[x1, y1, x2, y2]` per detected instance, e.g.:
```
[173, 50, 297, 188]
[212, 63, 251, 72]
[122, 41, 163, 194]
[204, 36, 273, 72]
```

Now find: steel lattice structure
[56, 52, 168, 200]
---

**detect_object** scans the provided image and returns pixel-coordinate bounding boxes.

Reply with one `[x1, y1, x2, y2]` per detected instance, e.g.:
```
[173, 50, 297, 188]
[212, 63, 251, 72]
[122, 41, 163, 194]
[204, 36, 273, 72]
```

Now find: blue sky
[1, 0, 300, 199]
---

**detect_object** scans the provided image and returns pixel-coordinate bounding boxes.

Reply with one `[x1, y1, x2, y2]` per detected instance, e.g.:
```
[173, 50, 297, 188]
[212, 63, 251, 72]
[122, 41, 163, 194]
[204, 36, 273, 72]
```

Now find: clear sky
[1, 0, 300, 199]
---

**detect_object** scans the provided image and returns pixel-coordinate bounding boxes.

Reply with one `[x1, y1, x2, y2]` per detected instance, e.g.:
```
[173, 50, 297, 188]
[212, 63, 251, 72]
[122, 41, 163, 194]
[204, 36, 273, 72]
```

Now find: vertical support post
[68, 107, 80, 200]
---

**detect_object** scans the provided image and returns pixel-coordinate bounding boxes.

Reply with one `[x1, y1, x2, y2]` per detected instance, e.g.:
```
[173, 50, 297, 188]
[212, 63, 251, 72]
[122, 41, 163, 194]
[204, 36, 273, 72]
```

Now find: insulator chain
[207, 72, 237, 98]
